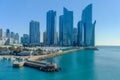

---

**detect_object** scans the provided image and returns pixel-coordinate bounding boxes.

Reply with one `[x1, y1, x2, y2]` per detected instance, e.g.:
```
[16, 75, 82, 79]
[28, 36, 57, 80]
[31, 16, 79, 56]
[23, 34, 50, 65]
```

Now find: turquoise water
[0, 46, 120, 80]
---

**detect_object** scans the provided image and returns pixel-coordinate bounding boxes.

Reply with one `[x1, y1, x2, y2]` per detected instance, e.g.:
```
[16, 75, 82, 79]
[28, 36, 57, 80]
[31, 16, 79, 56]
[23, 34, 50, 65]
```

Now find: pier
[24, 60, 61, 72]
[24, 49, 79, 72]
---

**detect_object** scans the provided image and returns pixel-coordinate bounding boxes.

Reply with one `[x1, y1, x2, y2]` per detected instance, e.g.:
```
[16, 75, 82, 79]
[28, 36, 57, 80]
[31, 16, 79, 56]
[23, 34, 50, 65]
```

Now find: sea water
[0, 46, 120, 80]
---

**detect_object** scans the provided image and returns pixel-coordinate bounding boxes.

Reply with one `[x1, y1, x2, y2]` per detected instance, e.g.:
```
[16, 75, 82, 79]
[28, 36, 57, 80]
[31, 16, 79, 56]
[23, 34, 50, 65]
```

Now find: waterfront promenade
[0, 47, 97, 61]
[0, 48, 80, 61]
[29, 46, 98, 61]
[28, 48, 81, 61]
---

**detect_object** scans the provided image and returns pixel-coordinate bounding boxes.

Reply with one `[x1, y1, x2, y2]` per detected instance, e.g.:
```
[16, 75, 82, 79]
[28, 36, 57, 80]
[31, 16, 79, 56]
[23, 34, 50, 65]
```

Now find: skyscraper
[14, 33, 19, 44]
[29, 20, 40, 45]
[56, 32, 58, 45]
[59, 15, 64, 46]
[0, 29, 6, 40]
[21, 34, 29, 45]
[0, 29, 6, 45]
[46, 10, 57, 46]
[59, 8, 73, 46]
[6, 29, 10, 38]
[43, 31, 46, 44]
[77, 21, 84, 46]
[11, 32, 15, 39]
[78, 4, 96, 47]
[73, 28, 78, 46]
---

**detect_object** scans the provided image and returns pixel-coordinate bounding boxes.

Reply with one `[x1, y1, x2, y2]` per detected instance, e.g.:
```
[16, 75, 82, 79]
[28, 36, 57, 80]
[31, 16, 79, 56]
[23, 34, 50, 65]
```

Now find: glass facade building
[73, 28, 78, 46]
[59, 8, 73, 46]
[78, 4, 96, 47]
[77, 21, 84, 46]
[46, 10, 57, 46]
[21, 34, 29, 45]
[6, 29, 10, 38]
[29, 20, 40, 45]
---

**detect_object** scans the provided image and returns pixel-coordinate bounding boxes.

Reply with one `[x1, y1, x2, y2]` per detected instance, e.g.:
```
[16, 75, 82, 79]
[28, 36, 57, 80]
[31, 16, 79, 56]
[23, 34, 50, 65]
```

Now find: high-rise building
[73, 28, 78, 46]
[6, 29, 11, 38]
[0, 29, 3, 40]
[11, 32, 15, 39]
[78, 4, 96, 47]
[0, 29, 6, 40]
[46, 10, 57, 46]
[21, 34, 29, 45]
[43, 31, 46, 44]
[14, 33, 19, 44]
[29, 20, 40, 45]
[5, 38, 14, 45]
[59, 8, 73, 46]
[56, 32, 58, 45]
[77, 21, 84, 46]
[59, 15, 64, 46]
[0, 29, 6, 45]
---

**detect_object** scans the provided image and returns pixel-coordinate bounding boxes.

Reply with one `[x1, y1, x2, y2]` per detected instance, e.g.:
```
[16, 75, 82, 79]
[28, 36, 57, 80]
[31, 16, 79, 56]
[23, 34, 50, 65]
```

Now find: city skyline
[0, 0, 120, 46]
[0, 4, 95, 47]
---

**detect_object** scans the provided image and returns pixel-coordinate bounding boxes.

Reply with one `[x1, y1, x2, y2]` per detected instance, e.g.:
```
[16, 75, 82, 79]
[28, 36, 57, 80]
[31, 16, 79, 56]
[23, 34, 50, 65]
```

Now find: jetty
[24, 60, 61, 72]
[13, 61, 25, 68]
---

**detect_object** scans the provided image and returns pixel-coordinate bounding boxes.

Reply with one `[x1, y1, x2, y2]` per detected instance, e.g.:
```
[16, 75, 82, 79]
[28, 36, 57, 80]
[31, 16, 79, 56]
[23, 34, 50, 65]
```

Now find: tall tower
[29, 20, 40, 45]
[77, 21, 84, 46]
[6, 29, 11, 38]
[59, 8, 73, 46]
[73, 28, 78, 46]
[43, 31, 46, 44]
[14, 33, 19, 44]
[21, 34, 29, 45]
[46, 10, 57, 46]
[81, 4, 96, 46]
[0, 29, 6, 40]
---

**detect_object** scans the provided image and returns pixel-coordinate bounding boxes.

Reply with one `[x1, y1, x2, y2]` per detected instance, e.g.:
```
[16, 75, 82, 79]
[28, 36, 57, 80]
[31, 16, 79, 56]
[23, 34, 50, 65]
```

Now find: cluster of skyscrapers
[21, 4, 96, 47]
[0, 4, 96, 47]
[0, 29, 19, 45]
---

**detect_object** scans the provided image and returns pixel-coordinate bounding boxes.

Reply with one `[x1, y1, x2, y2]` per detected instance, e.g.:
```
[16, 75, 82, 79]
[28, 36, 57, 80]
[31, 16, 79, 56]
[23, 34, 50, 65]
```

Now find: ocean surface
[0, 46, 120, 80]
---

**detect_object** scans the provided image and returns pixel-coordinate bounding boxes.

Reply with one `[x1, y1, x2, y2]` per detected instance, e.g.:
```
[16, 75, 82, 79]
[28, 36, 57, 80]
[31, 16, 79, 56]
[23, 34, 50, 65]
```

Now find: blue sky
[0, 0, 120, 46]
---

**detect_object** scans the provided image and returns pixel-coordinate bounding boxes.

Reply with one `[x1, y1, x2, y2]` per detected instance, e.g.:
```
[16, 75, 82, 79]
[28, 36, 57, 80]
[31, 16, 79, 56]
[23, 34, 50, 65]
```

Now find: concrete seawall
[28, 48, 81, 61]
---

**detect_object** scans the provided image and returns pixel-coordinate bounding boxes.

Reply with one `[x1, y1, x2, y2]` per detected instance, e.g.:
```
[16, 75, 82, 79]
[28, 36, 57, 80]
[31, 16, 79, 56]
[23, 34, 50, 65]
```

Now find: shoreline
[28, 46, 98, 61]
[0, 47, 98, 61]
[28, 48, 80, 61]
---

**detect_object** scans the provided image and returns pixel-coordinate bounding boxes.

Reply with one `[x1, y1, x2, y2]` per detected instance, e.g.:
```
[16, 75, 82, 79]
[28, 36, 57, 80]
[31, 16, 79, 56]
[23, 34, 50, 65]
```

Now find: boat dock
[24, 60, 61, 72]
